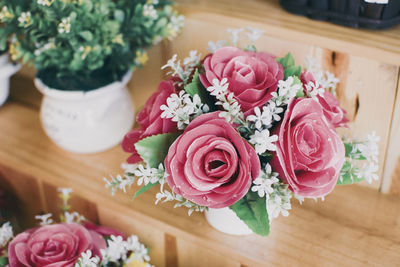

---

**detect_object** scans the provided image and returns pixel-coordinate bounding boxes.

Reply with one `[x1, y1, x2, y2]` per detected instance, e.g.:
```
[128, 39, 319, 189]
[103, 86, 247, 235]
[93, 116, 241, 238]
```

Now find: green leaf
[337, 161, 364, 185]
[0, 256, 9, 267]
[135, 133, 179, 168]
[292, 76, 304, 97]
[133, 181, 159, 200]
[79, 31, 93, 41]
[276, 52, 302, 79]
[229, 191, 270, 236]
[184, 68, 200, 97]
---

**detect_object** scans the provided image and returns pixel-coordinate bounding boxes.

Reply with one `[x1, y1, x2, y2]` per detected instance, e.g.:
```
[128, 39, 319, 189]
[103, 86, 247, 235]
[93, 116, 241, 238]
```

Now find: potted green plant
[0, 0, 183, 153]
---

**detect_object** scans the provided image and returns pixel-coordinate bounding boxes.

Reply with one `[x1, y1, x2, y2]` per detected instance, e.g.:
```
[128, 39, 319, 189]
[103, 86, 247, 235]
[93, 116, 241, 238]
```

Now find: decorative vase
[0, 53, 21, 106]
[205, 207, 252, 235]
[35, 71, 135, 154]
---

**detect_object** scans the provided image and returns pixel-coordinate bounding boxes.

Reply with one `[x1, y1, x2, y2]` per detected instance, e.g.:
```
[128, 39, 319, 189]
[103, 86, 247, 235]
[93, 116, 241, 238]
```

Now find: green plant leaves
[135, 133, 179, 168]
[276, 52, 302, 79]
[132, 182, 159, 200]
[184, 68, 217, 111]
[337, 161, 364, 185]
[230, 191, 270, 236]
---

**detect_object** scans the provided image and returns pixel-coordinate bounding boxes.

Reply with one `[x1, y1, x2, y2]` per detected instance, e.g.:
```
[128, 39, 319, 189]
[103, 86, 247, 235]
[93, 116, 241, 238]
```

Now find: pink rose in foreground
[301, 71, 349, 128]
[8, 223, 106, 267]
[200, 47, 284, 116]
[164, 112, 260, 208]
[270, 98, 345, 198]
[122, 80, 178, 163]
[83, 221, 126, 239]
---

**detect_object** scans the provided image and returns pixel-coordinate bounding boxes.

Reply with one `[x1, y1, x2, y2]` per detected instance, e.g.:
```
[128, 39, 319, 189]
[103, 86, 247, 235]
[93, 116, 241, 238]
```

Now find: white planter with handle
[35, 71, 134, 154]
[205, 207, 253, 235]
[0, 53, 21, 106]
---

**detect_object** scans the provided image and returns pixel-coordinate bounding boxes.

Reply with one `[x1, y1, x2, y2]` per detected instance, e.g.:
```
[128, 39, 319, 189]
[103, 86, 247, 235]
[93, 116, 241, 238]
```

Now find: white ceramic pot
[35, 71, 135, 154]
[0, 53, 21, 106]
[205, 207, 253, 235]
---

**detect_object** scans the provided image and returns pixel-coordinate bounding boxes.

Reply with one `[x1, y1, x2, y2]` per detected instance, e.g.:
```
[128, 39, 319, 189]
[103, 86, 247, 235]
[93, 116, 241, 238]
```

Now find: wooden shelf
[176, 0, 400, 66]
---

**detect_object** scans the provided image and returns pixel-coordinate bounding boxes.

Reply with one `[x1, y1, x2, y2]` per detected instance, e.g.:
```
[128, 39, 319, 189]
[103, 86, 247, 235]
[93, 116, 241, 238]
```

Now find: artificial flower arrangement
[105, 28, 380, 236]
[0, 188, 153, 267]
[0, 0, 183, 90]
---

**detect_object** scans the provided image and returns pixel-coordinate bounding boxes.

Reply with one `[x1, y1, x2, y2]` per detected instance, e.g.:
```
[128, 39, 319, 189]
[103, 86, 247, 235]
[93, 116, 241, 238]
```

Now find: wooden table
[2, 0, 400, 266]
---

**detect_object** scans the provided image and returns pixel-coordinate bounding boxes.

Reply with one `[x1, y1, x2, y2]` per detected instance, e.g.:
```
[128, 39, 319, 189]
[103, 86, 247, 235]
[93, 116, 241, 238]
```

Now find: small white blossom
[0, 6, 14, 22]
[58, 17, 71, 33]
[267, 101, 284, 121]
[271, 76, 302, 106]
[35, 213, 53, 226]
[251, 164, 279, 198]
[266, 182, 292, 220]
[134, 163, 165, 186]
[104, 173, 135, 195]
[143, 4, 158, 19]
[207, 78, 229, 97]
[166, 14, 184, 41]
[246, 27, 264, 44]
[64, 211, 85, 224]
[249, 129, 278, 154]
[304, 56, 339, 94]
[58, 188, 73, 198]
[227, 28, 244, 47]
[183, 50, 201, 68]
[305, 80, 324, 99]
[37, 0, 54, 6]
[356, 162, 379, 184]
[160, 91, 206, 130]
[161, 51, 198, 85]
[0, 222, 13, 248]
[247, 106, 273, 130]
[75, 250, 100, 267]
[18, 12, 32, 27]
[357, 131, 380, 163]
[207, 40, 226, 53]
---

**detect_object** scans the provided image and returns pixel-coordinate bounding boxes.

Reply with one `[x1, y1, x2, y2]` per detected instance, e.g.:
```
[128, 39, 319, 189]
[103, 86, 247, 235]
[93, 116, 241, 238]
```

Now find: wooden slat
[176, 0, 400, 65]
[0, 102, 399, 266]
[381, 71, 400, 194]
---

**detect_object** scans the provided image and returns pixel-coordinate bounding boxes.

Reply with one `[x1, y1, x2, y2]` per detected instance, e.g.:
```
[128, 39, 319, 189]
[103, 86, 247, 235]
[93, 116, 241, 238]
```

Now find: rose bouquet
[106, 28, 380, 236]
[0, 188, 153, 267]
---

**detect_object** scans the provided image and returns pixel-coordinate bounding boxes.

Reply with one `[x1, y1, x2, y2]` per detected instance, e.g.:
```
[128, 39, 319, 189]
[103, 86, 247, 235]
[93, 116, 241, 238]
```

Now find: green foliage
[276, 52, 302, 79]
[230, 191, 270, 236]
[184, 68, 216, 110]
[292, 76, 305, 97]
[337, 161, 364, 185]
[0, 257, 8, 267]
[0, 0, 182, 90]
[133, 181, 159, 200]
[134, 132, 179, 168]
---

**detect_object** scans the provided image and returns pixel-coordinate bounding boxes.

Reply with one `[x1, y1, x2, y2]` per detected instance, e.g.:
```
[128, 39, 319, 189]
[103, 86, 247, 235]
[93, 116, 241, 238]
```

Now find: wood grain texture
[0, 102, 399, 266]
[381, 71, 400, 194]
[175, 0, 400, 65]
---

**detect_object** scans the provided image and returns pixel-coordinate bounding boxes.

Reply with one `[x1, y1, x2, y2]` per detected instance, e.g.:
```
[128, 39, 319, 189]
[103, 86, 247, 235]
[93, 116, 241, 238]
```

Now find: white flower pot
[205, 207, 253, 235]
[35, 71, 134, 154]
[0, 53, 21, 107]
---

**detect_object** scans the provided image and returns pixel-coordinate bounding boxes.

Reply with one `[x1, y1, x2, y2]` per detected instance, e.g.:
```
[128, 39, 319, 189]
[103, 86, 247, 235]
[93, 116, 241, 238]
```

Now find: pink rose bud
[200, 47, 284, 116]
[271, 98, 345, 198]
[164, 112, 260, 208]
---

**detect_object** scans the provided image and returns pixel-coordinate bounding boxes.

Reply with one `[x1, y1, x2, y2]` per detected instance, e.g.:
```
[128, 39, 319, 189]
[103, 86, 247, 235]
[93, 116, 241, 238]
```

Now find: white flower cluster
[271, 76, 302, 106]
[64, 211, 86, 224]
[246, 27, 265, 45]
[37, 0, 54, 6]
[161, 51, 201, 85]
[18, 12, 32, 27]
[35, 213, 54, 226]
[207, 40, 226, 53]
[0, 6, 13, 22]
[155, 179, 207, 215]
[101, 235, 152, 265]
[58, 17, 71, 34]
[304, 80, 324, 100]
[251, 164, 292, 220]
[249, 129, 278, 155]
[75, 250, 100, 267]
[0, 222, 13, 248]
[105, 163, 165, 195]
[160, 91, 208, 130]
[207, 78, 246, 125]
[143, 4, 158, 20]
[304, 56, 339, 94]
[355, 131, 380, 183]
[166, 13, 185, 41]
[34, 40, 55, 56]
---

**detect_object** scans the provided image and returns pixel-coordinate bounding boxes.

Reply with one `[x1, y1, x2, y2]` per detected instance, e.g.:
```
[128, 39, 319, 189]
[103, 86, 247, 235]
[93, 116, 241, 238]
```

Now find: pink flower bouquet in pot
[0, 188, 153, 267]
[106, 28, 380, 236]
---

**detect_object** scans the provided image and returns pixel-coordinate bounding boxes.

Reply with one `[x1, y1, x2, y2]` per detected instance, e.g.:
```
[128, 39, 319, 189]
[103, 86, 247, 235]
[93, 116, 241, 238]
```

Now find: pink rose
[83, 222, 126, 239]
[164, 112, 260, 208]
[200, 47, 284, 116]
[122, 80, 178, 163]
[8, 223, 106, 267]
[270, 98, 345, 198]
[301, 71, 348, 128]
